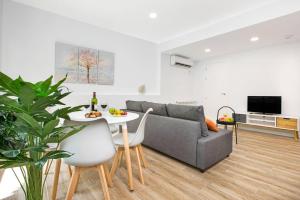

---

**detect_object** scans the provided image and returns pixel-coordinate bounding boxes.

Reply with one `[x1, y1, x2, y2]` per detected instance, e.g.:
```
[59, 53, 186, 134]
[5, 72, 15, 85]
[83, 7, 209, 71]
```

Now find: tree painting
[79, 49, 97, 83]
[55, 42, 114, 85]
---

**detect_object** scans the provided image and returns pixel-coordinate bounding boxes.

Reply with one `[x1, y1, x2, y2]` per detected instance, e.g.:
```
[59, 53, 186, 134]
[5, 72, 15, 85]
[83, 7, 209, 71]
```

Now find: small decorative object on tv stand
[235, 113, 299, 141]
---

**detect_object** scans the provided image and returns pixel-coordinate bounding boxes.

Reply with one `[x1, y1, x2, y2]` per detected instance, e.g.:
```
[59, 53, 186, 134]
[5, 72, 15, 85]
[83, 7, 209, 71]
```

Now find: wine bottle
[91, 92, 98, 111]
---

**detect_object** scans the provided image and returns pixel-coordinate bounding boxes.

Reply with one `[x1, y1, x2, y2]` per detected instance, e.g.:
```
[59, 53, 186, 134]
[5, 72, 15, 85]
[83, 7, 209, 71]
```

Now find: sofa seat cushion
[142, 102, 168, 116]
[196, 129, 232, 170]
[143, 114, 201, 166]
[167, 104, 209, 137]
[126, 100, 144, 112]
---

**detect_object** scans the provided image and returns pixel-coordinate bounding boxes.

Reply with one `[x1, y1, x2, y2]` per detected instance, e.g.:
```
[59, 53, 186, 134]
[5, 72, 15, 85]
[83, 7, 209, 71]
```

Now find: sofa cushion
[143, 114, 201, 166]
[142, 102, 168, 116]
[166, 104, 209, 137]
[126, 100, 144, 112]
[205, 118, 219, 132]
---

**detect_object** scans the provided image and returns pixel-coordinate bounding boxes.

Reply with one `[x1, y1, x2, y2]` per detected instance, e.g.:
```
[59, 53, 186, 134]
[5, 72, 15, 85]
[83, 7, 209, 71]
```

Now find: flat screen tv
[247, 96, 281, 114]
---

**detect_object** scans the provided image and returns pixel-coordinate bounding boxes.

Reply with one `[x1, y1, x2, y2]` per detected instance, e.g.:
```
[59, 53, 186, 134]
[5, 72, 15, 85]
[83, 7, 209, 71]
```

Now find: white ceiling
[166, 11, 300, 61]
[12, 0, 277, 43]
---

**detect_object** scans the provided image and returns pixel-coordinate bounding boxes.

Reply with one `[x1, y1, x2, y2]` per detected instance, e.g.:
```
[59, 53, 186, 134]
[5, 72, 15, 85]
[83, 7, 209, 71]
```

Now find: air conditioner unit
[170, 55, 193, 68]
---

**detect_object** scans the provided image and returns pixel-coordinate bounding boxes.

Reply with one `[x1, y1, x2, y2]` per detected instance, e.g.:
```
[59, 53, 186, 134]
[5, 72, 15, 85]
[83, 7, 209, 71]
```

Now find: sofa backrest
[126, 101, 209, 137]
[126, 100, 168, 116]
[126, 100, 144, 112]
[166, 104, 209, 137]
[141, 102, 168, 116]
[166, 104, 201, 121]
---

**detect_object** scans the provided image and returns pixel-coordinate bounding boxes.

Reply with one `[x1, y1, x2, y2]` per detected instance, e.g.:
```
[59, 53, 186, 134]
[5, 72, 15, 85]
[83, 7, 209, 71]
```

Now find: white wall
[1, 0, 160, 107]
[193, 42, 300, 119]
[159, 54, 194, 103]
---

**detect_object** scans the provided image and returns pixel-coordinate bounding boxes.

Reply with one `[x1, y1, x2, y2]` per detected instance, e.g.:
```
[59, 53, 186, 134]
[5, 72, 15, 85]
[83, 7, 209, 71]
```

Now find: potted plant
[0, 72, 85, 200]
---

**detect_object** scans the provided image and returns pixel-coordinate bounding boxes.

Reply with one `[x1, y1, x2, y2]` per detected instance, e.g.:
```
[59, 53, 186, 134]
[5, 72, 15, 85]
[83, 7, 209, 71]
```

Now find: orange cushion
[205, 118, 219, 132]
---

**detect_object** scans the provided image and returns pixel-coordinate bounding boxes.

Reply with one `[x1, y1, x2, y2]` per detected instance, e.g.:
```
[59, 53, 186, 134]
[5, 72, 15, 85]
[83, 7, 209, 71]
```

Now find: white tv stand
[238, 113, 299, 141]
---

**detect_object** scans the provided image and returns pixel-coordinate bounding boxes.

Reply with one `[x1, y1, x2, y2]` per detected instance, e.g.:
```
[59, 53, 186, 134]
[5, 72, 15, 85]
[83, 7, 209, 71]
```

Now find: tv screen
[247, 96, 281, 114]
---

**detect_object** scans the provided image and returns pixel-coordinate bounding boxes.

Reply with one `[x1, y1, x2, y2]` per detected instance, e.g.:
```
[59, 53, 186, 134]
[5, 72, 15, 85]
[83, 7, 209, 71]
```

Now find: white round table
[52, 111, 139, 197]
[70, 111, 139, 190]
[68, 110, 139, 125]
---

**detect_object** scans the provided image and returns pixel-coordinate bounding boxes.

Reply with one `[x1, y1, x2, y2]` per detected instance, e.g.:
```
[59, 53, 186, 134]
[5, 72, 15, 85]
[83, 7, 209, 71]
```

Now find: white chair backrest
[130, 108, 153, 146]
[60, 119, 116, 166]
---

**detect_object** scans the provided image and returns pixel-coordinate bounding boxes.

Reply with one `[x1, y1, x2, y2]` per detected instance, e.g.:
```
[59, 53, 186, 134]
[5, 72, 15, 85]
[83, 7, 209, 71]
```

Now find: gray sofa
[125, 101, 233, 171]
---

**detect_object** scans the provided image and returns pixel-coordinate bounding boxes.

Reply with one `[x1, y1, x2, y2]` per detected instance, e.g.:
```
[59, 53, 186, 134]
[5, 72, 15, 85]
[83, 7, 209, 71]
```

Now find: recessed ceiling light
[250, 36, 259, 42]
[204, 48, 211, 53]
[149, 12, 157, 19]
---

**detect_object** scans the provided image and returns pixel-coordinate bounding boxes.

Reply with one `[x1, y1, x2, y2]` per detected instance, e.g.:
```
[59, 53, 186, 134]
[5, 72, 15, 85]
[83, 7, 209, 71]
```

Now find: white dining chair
[44, 118, 73, 177]
[110, 108, 153, 184]
[60, 119, 116, 200]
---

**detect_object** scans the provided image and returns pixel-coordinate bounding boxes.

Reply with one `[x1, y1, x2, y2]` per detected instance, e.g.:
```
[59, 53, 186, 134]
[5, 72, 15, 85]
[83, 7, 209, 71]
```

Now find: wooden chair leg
[65, 167, 81, 200]
[138, 145, 148, 168]
[97, 165, 111, 200]
[52, 159, 61, 200]
[103, 163, 113, 187]
[67, 165, 73, 177]
[110, 149, 122, 179]
[135, 146, 145, 184]
[122, 127, 134, 190]
[118, 150, 124, 168]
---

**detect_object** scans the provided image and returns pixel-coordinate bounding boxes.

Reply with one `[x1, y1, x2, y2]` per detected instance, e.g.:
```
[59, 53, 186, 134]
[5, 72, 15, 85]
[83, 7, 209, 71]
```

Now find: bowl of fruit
[218, 114, 235, 124]
[109, 108, 127, 117]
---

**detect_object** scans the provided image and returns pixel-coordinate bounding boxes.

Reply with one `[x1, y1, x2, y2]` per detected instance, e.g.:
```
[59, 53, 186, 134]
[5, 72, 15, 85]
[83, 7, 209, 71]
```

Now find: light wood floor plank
[2, 130, 300, 200]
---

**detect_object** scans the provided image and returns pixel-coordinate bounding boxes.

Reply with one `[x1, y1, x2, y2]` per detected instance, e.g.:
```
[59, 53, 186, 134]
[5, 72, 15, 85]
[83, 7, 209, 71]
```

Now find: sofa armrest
[143, 115, 202, 166]
[197, 129, 232, 171]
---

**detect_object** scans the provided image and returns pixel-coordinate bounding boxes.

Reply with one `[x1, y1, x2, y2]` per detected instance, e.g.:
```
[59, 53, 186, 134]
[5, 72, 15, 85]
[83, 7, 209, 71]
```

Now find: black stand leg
[234, 124, 238, 144]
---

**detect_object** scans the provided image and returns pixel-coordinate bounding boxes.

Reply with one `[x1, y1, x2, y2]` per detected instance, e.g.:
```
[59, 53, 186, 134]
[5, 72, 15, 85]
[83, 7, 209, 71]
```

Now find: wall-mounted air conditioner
[170, 55, 193, 68]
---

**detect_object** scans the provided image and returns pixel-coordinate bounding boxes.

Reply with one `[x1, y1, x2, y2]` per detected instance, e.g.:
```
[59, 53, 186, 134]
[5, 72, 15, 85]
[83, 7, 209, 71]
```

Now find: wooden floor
[2, 130, 300, 200]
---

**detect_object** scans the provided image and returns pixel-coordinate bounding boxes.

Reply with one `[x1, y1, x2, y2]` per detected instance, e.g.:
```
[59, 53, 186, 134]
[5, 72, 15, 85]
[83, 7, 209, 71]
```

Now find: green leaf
[54, 91, 71, 101]
[0, 72, 18, 95]
[31, 96, 56, 112]
[19, 84, 36, 109]
[53, 105, 83, 120]
[42, 150, 73, 160]
[35, 76, 53, 97]
[34, 150, 72, 168]
[49, 75, 67, 94]
[43, 119, 59, 137]
[58, 125, 85, 143]
[15, 113, 42, 136]
[23, 146, 47, 153]
[45, 125, 85, 143]
[1, 149, 21, 158]
[31, 110, 52, 122]
[0, 96, 24, 112]
[10, 76, 26, 94]
[0, 160, 27, 169]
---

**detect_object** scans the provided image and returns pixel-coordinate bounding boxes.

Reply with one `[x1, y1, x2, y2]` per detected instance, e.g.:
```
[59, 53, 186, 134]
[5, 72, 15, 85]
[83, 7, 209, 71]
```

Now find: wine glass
[83, 100, 91, 112]
[100, 103, 108, 112]
[83, 105, 90, 110]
